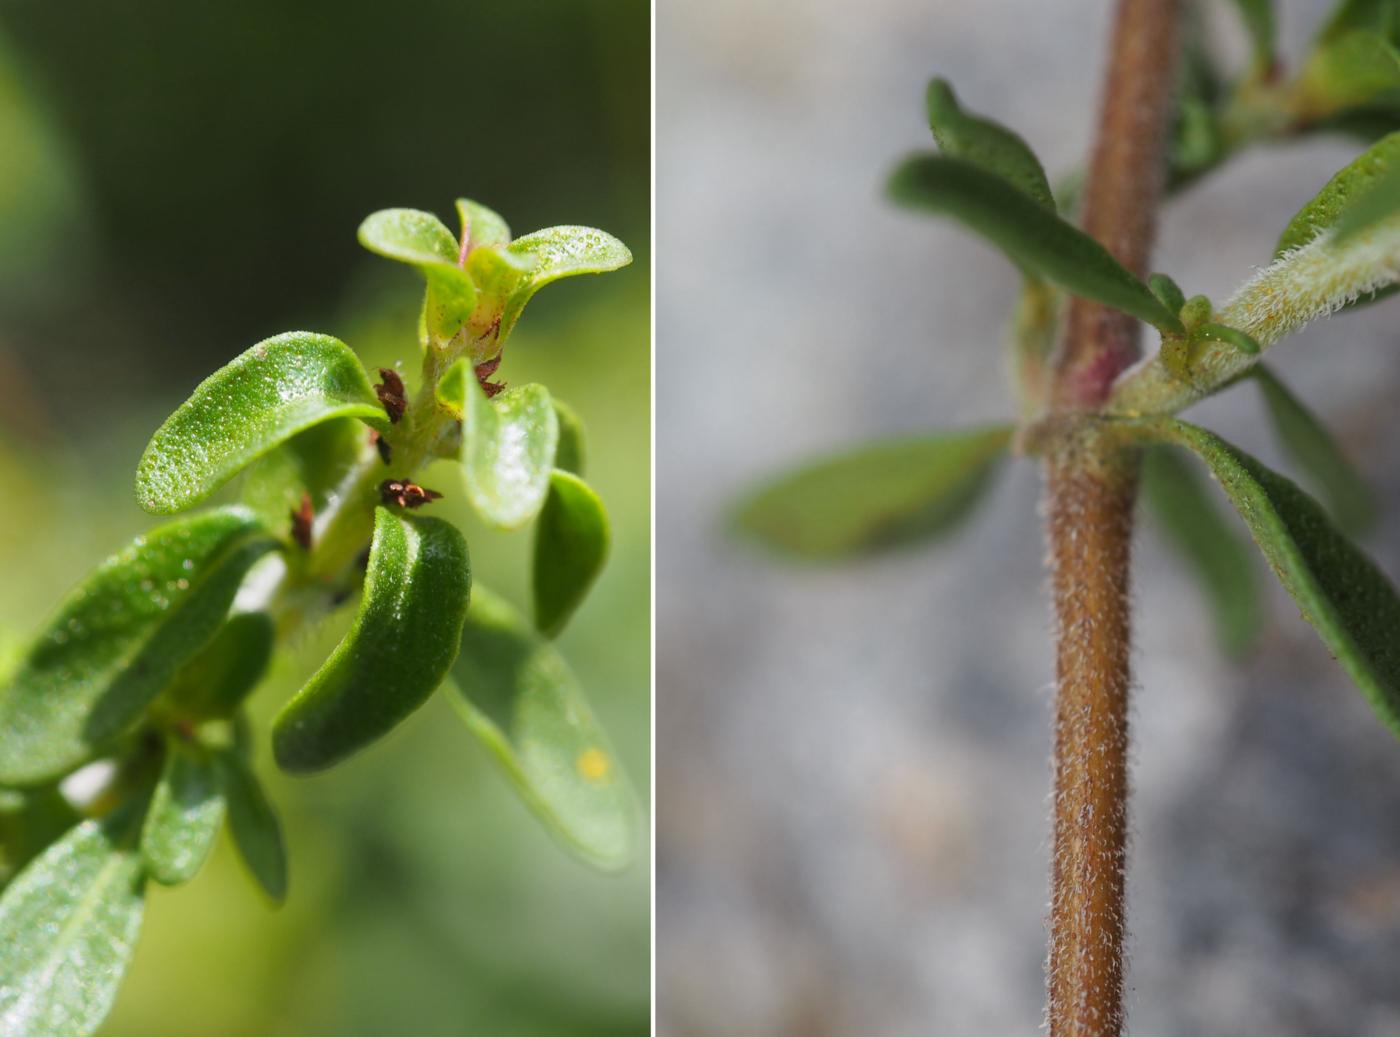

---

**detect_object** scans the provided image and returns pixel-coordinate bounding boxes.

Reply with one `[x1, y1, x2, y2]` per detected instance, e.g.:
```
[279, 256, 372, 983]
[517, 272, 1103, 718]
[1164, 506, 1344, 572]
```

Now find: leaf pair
[359, 200, 632, 352]
[890, 79, 1182, 333]
[0, 508, 279, 785]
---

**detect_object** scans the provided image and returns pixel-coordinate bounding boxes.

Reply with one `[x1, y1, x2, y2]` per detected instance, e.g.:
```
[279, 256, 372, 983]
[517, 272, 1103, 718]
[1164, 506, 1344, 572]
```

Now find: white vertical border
[648, 0, 658, 1031]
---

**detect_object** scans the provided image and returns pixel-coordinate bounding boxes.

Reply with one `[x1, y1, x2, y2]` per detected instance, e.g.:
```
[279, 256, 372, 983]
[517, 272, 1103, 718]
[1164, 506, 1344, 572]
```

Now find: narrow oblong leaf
[358, 208, 477, 341]
[552, 398, 586, 476]
[449, 587, 636, 870]
[1275, 131, 1400, 255]
[1334, 156, 1400, 240]
[533, 471, 610, 638]
[924, 78, 1054, 208]
[1195, 322, 1260, 354]
[1296, 31, 1400, 120]
[1141, 445, 1262, 657]
[140, 739, 225, 886]
[734, 425, 1013, 559]
[160, 611, 275, 721]
[0, 815, 145, 1037]
[455, 197, 511, 251]
[1128, 417, 1400, 739]
[0, 508, 278, 785]
[216, 750, 287, 902]
[1253, 366, 1375, 533]
[461, 376, 560, 530]
[887, 155, 1183, 332]
[272, 508, 471, 772]
[501, 226, 632, 337]
[136, 332, 386, 514]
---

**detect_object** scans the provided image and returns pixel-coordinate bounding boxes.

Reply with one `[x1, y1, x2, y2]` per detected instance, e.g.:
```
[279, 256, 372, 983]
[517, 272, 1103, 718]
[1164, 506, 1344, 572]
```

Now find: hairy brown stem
[1044, 0, 1180, 1033]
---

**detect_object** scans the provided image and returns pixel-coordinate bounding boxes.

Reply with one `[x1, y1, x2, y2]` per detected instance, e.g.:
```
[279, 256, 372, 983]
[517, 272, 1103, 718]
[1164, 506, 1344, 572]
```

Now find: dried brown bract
[375, 367, 408, 423]
[379, 479, 443, 510]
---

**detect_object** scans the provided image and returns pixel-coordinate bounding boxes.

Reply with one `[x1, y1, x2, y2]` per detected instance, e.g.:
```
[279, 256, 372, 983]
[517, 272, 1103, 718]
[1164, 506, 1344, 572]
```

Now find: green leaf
[1232, 0, 1277, 71]
[1296, 31, 1400, 118]
[1141, 446, 1263, 657]
[501, 226, 632, 337]
[1129, 417, 1400, 740]
[358, 208, 478, 341]
[1276, 131, 1400, 255]
[1334, 155, 1400, 240]
[734, 425, 1013, 560]
[136, 332, 386, 515]
[448, 587, 636, 870]
[533, 471, 610, 638]
[1148, 273, 1187, 317]
[462, 377, 560, 530]
[140, 739, 225, 886]
[552, 398, 586, 476]
[0, 509, 278, 785]
[1316, 0, 1400, 45]
[216, 750, 286, 903]
[1252, 366, 1375, 533]
[887, 155, 1183, 332]
[160, 611, 275, 721]
[0, 815, 145, 1037]
[272, 507, 471, 772]
[924, 78, 1054, 209]
[455, 197, 511, 251]
[1195, 322, 1260, 355]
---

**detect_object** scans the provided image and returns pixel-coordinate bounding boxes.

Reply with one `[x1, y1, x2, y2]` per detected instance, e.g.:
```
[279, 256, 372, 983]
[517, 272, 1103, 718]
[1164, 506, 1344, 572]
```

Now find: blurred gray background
[657, 1, 1400, 1034]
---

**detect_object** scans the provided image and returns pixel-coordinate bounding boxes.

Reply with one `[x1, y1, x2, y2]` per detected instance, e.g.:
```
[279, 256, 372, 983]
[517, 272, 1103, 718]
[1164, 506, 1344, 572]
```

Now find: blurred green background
[0, 2, 649, 1034]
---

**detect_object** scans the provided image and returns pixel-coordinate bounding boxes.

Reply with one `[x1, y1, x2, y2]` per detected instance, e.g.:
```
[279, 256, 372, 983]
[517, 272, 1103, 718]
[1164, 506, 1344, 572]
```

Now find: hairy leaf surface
[137, 332, 385, 514]
[1275, 131, 1400, 254]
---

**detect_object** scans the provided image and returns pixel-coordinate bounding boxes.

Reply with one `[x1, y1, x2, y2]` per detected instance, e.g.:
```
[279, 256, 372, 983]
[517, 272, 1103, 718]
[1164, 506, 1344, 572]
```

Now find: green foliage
[273, 508, 471, 772]
[735, 426, 1012, 560]
[924, 77, 1054, 209]
[1141, 446, 1262, 657]
[1132, 418, 1400, 740]
[1334, 156, 1400, 240]
[887, 155, 1184, 332]
[136, 333, 386, 514]
[141, 739, 225, 886]
[0, 509, 277, 785]
[1231, 0, 1277, 72]
[0, 815, 146, 1037]
[533, 471, 611, 638]
[0, 196, 635, 1035]
[1295, 30, 1400, 119]
[449, 588, 636, 871]
[1252, 366, 1374, 533]
[461, 377, 561, 530]
[1276, 131, 1400, 254]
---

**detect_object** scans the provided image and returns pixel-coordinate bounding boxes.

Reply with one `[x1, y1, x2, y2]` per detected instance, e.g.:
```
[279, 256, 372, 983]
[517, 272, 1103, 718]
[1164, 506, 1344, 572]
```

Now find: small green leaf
[160, 612, 275, 721]
[462, 377, 560, 530]
[1195, 322, 1260, 354]
[272, 508, 471, 772]
[1141, 446, 1262, 657]
[0, 815, 145, 1037]
[552, 398, 586, 476]
[887, 155, 1183, 332]
[1334, 156, 1400, 240]
[501, 226, 632, 337]
[358, 208, 477, 341]
[1253, 366, 1375, 533]
[924, 78, 1054, 209]
[533, 471, 610, 638]
[1276, 131, 1400, 254]
[216, 750, 286, 903]
[1129, 417, 1400, 740]
[140, 739, 225, 886]
[455, 197, 511, 251]
[0, 509, 278, 785]
[448, 587, 636, 870]
[734, 425, 1013, 560]
[136, 332, 386, 514]
[1148, 273, 1187, 316]
[1296, 31, 1400, 118]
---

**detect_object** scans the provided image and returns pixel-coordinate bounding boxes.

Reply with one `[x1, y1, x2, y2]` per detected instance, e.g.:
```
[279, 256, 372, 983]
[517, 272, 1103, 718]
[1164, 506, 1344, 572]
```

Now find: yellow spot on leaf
[577, 747, 610, 782]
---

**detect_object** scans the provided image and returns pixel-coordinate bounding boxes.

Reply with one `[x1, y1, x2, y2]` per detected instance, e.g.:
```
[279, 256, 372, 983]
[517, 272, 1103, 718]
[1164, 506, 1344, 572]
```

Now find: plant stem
[1044, 1, 1180, 1033]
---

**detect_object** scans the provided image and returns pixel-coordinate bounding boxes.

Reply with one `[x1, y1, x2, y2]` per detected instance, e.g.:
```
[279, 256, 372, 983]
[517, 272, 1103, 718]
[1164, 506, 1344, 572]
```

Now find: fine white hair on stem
[1106, 213, 1400, 416]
